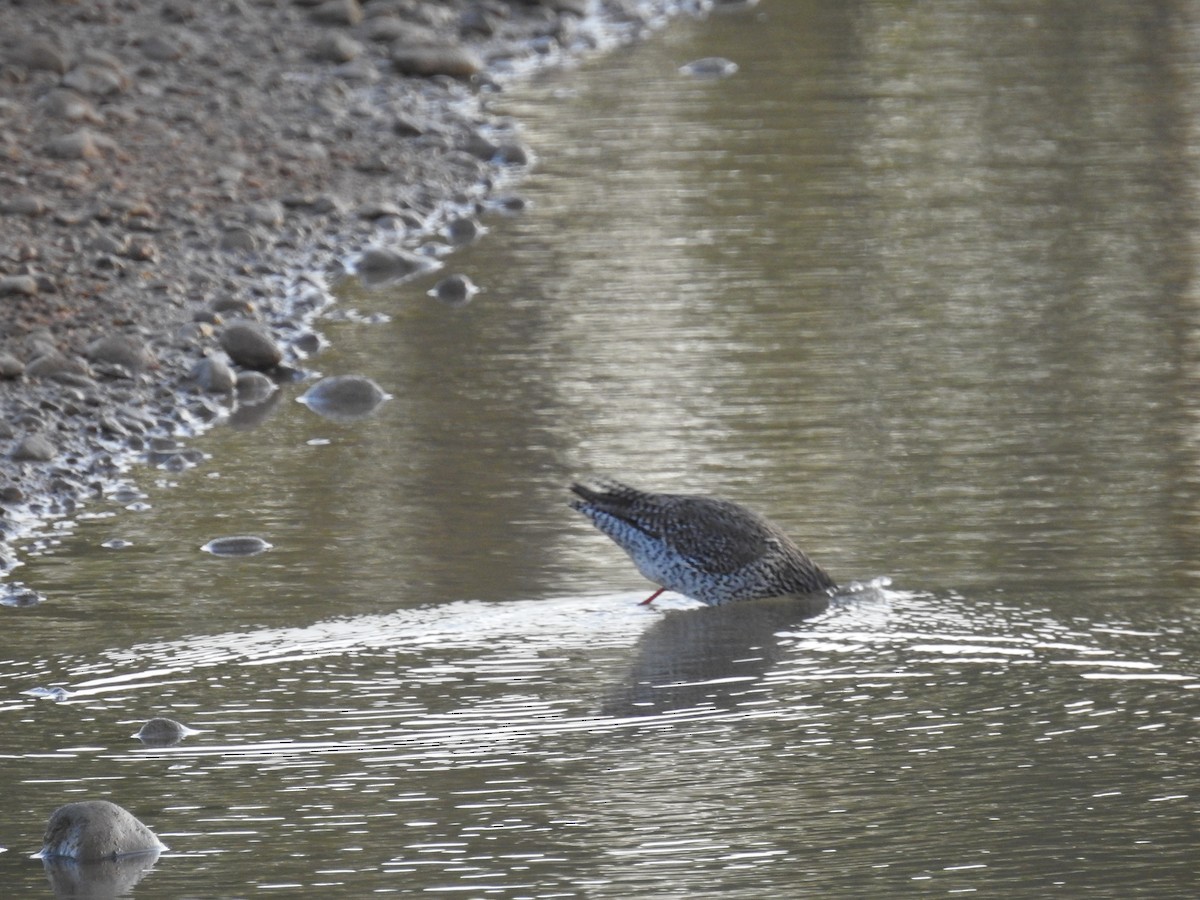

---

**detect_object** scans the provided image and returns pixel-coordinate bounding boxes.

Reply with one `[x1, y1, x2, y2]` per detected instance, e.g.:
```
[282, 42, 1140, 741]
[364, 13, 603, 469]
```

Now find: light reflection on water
[3, 0, 1200, 896]
[2, 587, 1197, 894]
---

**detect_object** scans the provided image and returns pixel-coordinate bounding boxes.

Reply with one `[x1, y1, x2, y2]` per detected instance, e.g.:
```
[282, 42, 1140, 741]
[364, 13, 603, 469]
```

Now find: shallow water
[3, 2, 1200, 896]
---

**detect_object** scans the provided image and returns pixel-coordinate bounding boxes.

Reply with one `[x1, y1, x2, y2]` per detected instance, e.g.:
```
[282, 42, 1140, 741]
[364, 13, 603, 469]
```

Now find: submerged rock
[298, 375, 390, 421]
[679, 57, 739, 78]
[235, 370, 277, 405]
[132, 717, 196, 746]
[201, 535, 273, 557]
[428, 273, 479, 306]
[355, 247, 435, 285]
[11, 434, 56, 463]
[41, 800, 166, 861]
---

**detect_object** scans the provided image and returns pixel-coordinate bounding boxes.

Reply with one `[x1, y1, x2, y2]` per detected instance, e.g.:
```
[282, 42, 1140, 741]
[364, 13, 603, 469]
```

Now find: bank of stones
[0, 0, 683, 577]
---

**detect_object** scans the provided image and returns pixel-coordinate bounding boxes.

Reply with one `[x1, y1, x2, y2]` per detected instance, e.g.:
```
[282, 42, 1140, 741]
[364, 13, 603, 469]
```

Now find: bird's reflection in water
[603, 592, 831, 717]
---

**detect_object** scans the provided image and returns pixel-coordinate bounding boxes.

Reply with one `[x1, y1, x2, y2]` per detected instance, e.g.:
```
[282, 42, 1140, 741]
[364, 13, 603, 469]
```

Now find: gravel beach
[0, 0, 685, 588]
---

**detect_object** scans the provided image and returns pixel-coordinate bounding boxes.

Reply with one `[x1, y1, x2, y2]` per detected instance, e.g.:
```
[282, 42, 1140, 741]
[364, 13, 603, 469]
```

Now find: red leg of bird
[639, 587, 666, 606]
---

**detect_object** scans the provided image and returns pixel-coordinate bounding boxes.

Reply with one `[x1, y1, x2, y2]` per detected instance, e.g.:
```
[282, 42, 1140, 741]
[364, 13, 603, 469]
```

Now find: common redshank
[570, 479, 836, 606]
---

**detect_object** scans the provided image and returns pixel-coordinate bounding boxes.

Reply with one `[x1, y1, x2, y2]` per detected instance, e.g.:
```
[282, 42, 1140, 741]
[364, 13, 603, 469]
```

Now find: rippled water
[3, 2, 1200, 896]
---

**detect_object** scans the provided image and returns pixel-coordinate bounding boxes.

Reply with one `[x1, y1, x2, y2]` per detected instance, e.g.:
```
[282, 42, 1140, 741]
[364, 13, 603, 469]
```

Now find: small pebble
[132, 716, 195, 746]
[220, 321, 282, 371]
[428, 274, 480, 306]
[298, 375, 390, 421]
[680, 57, 739, 78]
[391, 43, 484, 78]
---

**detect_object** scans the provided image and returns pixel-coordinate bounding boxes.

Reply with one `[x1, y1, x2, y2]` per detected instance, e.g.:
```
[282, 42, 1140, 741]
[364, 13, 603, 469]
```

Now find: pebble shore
[0, 0, 684, 586]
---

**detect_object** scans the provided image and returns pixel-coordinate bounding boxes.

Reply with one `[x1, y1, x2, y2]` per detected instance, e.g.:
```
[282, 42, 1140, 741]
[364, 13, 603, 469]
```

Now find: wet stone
[311, 0, 363, 26]
[236, 370, 277, 404]
[680, 56, 739, 78]
[62, 62, 130, 96]
[41, 800, 166, 861]
[298, 374, 390, 421]
[391, 43, 484, 78]
[312, 33, 363, 63]
[445, 216, 482, 244]
[45, 129, 115, 160]
[0, 195, 49, 216]
[220, 321, 282, 371]
[244, 201, 285, 228]
[0, 275, 39, 297]
[0, 583, 44, 607]
[11, 434, 56, 462]
[6, 39, 70, 75]
[201, 535, 273, 557]
[25, 352, 90, 380]
[132, 716, 194, 746]
[188, 356, 236, 394]
[356, 246, 434, 284]
[137, 34, 186, 62]
[429, 273, 479, 306]
[218, 226, 259, 254]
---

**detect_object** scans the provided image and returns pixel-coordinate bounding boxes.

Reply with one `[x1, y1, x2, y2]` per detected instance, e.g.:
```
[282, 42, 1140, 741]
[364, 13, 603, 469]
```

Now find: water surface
[2, 2, 1199, 896]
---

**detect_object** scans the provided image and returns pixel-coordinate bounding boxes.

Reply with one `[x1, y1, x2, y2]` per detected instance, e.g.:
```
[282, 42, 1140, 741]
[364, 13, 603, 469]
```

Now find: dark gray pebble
[429, 274, 479, 306]
[220, 322, 282, 371]
[12, 434, 56, 463]
[235, 370, 277, 404]
[86, 335, 155, 372]
[298, 375, 390, 421]
[188, 356, 236, 394]
[679, 57, 739, 78]
[132, 716, 194, 746]
[445, 217, 482, 244]
[0, 353, 25, 379]
[201, 535, 273, 557]
[356, 247, 435, 285]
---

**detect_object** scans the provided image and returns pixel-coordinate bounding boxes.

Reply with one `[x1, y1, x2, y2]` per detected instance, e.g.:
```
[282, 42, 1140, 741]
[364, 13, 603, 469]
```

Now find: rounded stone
[312, 33, 363, 64]
[86, 335, 155, 372]
[220, 322, 282, 371]
[297, 375, 390, 421]
[0, 274, 39, 297]
[311, 0, 363, 26]
[391, 43, 484, 78]
[235, 370, 277, 404]
[62, 62, 130, 96]
[12, 434, 56, 462]
[7, 39, 70, 75]
[45, 129, 115, 160]
[188, 356, 236, 394]
[445, 217, 481, 244]
[0, 354, 24, 379]
[1, 195, 50, 216]
[132, 717, 192, 746]
[26, 352, 91, 381]
[201, 535, 273, 557]
[355, 247, 433, 284]
[218, 227, 259, 254]
[41, 800, 166, 861]
[428, 273, 479, 306]
[679, 57, 739, 78]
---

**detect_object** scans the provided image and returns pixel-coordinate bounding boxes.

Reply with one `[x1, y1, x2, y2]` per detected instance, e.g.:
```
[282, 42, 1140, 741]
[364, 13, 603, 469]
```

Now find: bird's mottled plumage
[570, 479, 835, 605]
